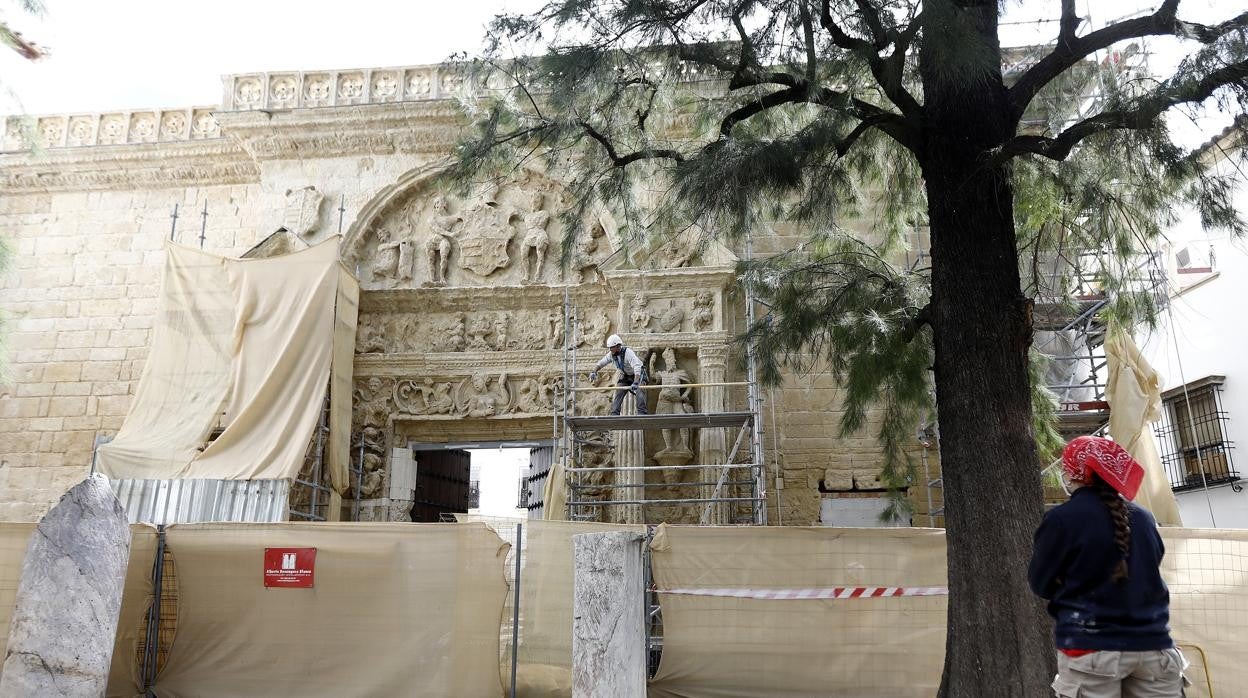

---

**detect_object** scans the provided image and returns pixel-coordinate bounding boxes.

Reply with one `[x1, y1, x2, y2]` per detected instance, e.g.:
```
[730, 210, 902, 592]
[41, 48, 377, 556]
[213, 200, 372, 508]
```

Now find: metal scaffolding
[558, 295, 768, 525]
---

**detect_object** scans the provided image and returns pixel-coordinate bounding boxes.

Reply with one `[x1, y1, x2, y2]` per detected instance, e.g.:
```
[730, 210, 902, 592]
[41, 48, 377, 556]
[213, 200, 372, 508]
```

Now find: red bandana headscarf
[1061, 435, 1145, 501]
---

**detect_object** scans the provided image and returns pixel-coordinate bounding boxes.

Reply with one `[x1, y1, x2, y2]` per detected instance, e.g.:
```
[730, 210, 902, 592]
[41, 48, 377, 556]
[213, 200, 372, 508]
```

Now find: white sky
[0, 0, 1232, 118]
[469, 447, 528, 518]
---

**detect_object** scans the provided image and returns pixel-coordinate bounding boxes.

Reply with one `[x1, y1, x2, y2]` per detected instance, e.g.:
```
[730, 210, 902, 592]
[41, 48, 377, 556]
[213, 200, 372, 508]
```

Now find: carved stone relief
[630, 292, 652, 333]
[351, 171, 618, 289]
[692, 292, 714, 332]
[282, 186, 324, 237]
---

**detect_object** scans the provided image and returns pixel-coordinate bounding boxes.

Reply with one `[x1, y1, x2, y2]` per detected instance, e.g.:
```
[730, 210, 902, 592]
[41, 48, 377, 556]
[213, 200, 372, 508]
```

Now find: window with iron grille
[1154, 376, 1240, 491]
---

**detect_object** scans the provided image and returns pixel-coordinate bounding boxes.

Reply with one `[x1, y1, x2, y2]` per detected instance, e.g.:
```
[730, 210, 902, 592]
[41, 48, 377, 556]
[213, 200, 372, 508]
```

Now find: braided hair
[1092, 474, 1131, 582]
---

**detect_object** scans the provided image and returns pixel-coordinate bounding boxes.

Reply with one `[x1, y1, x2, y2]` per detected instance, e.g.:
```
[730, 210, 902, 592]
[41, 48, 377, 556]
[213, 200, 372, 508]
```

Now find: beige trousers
[1052, 649, 1188, 697]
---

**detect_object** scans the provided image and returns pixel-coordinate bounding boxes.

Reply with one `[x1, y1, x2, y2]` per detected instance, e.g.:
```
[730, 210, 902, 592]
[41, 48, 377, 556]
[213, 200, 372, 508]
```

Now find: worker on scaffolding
[589, 334, 649, 415]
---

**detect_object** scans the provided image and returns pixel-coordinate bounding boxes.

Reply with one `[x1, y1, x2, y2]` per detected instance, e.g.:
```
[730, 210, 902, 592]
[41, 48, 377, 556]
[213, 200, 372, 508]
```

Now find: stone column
[0, 475, 131, 697]
[572, 531, 647, 698]
[697, 345, 729, 524]
[612, 389, 644, 525]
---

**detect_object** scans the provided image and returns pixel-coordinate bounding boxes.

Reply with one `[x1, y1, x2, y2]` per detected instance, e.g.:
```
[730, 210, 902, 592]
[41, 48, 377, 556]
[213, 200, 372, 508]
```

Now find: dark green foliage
[444, 0, 1248, 501]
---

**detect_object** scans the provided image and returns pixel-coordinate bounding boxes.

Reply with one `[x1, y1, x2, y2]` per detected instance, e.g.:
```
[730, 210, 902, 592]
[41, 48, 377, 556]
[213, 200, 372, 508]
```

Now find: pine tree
[447, 2, 1248, 694]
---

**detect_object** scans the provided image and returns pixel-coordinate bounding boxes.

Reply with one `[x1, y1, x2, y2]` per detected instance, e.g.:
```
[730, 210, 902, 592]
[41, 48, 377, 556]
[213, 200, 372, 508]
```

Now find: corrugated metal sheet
[110, 478, 290, 525]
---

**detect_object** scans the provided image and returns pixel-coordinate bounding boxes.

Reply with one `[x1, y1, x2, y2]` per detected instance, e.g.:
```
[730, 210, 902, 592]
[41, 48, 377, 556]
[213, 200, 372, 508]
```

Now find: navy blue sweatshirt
[1028, 487, 1173, 651]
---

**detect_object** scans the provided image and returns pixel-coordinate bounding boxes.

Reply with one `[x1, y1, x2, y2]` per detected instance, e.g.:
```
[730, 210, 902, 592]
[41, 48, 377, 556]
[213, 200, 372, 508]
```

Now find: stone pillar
[613, 390, 644, 525]
[697, 345, 729, 524]
[0, 475, 131, 697]
[572, 531, 647, 698]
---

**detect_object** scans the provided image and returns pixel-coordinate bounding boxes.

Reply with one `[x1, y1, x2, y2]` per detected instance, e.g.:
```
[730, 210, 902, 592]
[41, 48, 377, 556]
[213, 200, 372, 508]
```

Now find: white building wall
[1136, 161, 1248, 529]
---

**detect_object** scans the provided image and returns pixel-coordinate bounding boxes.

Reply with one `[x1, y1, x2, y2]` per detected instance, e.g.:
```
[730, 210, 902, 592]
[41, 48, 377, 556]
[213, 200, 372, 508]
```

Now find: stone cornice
[604, 266, 736, 291]
[214, 102, 464, 162]
[0, 138, 258, 194]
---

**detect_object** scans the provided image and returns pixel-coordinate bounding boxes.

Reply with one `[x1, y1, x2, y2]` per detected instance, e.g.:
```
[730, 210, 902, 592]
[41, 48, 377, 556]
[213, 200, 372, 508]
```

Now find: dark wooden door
[410, 449, 471, 522]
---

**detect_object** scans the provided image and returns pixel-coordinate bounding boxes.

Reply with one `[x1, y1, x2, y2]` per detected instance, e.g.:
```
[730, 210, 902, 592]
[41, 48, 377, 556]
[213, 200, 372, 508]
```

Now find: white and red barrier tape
[656, 586, 948, 600]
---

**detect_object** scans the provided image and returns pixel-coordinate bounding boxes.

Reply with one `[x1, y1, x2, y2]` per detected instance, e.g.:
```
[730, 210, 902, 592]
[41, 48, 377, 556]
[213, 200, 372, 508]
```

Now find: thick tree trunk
[920, 2, 1055, 696]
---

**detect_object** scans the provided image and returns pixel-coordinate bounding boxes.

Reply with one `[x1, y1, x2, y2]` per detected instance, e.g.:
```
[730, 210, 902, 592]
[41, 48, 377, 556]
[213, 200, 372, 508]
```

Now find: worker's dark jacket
[1028, 487, 1173, 651]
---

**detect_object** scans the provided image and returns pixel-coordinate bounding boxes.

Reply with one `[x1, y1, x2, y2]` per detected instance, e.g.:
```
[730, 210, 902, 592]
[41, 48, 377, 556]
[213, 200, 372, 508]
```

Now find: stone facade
[0, 62, 930, 525]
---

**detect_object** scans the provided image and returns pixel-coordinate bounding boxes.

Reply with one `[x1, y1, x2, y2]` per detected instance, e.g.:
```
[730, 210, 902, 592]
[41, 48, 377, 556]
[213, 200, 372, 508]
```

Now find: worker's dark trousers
[609, 375, 649, 415]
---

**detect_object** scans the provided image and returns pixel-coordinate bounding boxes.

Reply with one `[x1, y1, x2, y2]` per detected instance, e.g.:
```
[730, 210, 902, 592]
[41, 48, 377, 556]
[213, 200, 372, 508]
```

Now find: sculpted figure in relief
[520, 191, 551, 283]
[652, 347, 696, 473]
[570, 221, 606, 284]
[466, 314, 494, 351]
[578, 371, 615, 416]
[429, 312, 466, 352]
[513, 372, 555, 415]
[394, 378, 454, 415]
[353, 376, 394, 429]
[580, 310, 612, 348]
[459, 372, 512, 418]
[630, 292, 651, 332]
[373, 227, 413, 283]
[356, 316, 387, 353]
[425, 195, 461, 285]
[693, 292, 714, 332]
[492, 315, 511, 351]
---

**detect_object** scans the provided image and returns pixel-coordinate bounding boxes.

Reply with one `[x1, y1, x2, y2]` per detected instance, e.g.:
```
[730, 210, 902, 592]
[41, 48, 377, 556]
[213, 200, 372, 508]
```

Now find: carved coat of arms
[283, 186, 324, 237]
[457, 202, 515, 276]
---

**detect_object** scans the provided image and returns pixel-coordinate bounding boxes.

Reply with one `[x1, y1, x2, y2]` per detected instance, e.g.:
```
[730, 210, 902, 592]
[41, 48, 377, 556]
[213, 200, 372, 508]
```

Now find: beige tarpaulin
[1105, 330, 1183, 526]
[647, 525, 948, 698]
[0, 522, 35, 680]
[152, 522, 509, 697]
[540, 459, 568, 521]
[96, 239, 358, 493]
[106, 525, 160, 698]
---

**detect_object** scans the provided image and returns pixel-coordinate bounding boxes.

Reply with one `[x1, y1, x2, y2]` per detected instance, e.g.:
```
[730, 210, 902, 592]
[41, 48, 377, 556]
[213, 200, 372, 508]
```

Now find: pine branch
[995, 58, 1248, 163]
[1009, 3, 1248, 119]
[576, 120, 686, 166]
[818, 0, 922, 117]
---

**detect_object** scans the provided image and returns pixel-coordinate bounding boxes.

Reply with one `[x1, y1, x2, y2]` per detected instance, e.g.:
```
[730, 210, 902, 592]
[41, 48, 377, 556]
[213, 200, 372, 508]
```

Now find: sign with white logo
[263, 547, 316, 588]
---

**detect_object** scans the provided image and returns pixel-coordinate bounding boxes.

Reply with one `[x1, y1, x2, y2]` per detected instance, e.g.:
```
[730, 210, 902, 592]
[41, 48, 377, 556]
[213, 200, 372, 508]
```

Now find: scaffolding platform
[565, 411, 755, 431]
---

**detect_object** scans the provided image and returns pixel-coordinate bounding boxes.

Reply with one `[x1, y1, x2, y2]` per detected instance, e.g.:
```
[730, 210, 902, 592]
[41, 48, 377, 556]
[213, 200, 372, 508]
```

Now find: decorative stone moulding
[2, 108, 220, 152]
[219, 64, 478, 112]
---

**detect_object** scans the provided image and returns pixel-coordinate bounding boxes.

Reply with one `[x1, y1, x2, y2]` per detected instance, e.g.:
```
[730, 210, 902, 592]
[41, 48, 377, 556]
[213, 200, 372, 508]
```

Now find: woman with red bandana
[1028, 435, 1188, 697]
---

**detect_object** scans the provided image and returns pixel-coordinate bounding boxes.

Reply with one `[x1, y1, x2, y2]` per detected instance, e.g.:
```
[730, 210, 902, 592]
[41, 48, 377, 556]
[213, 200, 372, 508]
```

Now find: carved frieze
[355, 305, 612, 355]
[352, 372, 564, 421]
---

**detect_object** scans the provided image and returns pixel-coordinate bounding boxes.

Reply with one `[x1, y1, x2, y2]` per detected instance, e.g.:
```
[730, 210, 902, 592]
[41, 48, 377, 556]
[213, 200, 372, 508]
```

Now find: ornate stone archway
[345, 168, 740, 523]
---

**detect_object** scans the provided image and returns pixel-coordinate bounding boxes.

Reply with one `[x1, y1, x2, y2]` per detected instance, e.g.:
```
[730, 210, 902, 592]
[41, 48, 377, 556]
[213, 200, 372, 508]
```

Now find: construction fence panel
[647, 525, 949, 698]
[646, 525, 1248, 698]
[148, 522, 510, 697]
[1161, 528, 1248, 697]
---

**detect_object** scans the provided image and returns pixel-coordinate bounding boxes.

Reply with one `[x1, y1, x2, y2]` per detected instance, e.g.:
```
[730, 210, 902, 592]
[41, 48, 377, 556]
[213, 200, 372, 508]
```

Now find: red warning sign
[263, 547, 316, 588]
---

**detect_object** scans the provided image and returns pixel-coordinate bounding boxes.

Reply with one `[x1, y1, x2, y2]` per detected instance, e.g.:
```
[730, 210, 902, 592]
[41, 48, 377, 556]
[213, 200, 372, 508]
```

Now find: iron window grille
[1154, 376, 1240, 491]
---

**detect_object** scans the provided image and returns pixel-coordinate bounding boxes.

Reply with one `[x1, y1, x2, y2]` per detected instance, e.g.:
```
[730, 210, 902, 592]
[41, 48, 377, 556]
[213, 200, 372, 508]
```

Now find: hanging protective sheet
[1105, 330, 1183, 525]
[95, 239, 357, 491]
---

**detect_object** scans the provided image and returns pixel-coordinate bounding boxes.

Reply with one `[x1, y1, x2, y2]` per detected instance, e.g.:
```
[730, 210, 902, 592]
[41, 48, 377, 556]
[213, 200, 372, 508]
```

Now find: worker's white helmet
[606, 334, 623, 348]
